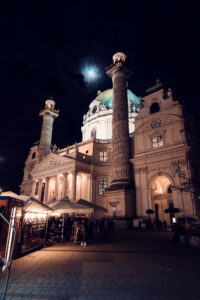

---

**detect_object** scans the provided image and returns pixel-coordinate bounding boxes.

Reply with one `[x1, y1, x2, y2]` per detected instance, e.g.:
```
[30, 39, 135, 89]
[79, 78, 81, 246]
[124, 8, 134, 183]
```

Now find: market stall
[21, 198, 52, 253]
[47, 197, 93, 242]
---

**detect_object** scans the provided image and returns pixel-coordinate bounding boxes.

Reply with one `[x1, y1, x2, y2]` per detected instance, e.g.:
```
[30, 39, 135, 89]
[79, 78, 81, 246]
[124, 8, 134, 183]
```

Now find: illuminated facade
[132, 86, 195, 223]
[20, 53, 196, 224]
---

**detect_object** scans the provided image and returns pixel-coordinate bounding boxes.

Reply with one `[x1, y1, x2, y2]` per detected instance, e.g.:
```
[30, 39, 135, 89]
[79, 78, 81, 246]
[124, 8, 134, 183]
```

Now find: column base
[104, 188, 136, 219]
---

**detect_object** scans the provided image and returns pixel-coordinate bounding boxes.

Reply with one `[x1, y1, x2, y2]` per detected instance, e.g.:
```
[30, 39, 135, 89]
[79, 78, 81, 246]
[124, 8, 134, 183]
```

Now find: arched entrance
[149, 175, 174, 225]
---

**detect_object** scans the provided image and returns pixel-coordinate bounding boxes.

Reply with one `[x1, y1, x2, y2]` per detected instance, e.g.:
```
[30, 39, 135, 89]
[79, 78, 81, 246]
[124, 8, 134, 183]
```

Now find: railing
[0, 213, 16, 300]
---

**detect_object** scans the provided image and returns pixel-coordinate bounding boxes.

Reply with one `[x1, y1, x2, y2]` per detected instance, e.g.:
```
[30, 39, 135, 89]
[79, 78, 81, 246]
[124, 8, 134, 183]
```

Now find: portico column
[148, 188, 153, 210]
[55, 175, 59, 200]
[44, 177, 50, 203]
[91, 174, 97, 205]
[31, 180, 37, 197]
[87, 174, 92, 202]
[71, 171, 77, 201]
[63, 173, 68, 198]
[88, 174, 96, 203]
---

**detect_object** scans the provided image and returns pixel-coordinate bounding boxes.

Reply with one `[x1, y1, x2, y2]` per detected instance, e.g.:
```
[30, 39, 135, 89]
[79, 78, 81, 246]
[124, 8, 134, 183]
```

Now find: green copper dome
[94, 89, 144, 112]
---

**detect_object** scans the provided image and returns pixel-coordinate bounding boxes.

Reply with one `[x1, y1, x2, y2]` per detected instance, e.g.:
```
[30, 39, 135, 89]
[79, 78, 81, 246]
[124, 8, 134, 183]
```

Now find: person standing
[163, 220, 167, 231]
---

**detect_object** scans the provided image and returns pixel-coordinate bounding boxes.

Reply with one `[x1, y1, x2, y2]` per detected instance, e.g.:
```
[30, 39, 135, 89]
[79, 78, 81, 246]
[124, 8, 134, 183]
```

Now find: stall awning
[47, 198, 93, 214]
[77, 199, 107, 212]
[24, 198, 52, 213]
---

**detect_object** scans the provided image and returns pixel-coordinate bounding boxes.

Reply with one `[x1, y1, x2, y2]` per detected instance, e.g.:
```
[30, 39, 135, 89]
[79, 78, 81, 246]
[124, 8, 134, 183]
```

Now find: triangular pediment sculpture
[31, 153, 73, 174]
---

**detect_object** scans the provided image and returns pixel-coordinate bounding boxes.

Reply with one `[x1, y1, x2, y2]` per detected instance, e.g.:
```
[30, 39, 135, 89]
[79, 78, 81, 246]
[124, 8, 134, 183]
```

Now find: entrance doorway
[150, 175, 173, 225]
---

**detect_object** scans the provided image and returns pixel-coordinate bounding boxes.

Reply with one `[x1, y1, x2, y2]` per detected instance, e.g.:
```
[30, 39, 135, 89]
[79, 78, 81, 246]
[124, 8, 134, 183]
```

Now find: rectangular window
[99, 152, 108, 161]
[98, 178, 107, 194]
[152, 135, 164, 148]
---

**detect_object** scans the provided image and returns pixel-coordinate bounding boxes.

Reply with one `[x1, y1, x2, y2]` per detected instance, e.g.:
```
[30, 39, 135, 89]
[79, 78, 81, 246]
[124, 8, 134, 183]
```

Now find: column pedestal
[104, 189, 135, 217]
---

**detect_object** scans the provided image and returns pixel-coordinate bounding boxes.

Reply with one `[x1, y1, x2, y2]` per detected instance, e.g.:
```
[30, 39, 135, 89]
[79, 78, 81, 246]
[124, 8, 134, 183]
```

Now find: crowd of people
[138, 219, 168, 231]
[47, 217, 115, 246]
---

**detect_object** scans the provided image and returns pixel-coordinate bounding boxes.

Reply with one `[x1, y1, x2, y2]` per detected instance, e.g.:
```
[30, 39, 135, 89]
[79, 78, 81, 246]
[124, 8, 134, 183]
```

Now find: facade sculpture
[20, 53, 197, 224]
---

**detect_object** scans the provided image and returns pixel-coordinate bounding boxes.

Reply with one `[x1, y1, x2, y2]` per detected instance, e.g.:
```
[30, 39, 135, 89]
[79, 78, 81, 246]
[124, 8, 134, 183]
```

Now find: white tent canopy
[47, 198, 93, 215]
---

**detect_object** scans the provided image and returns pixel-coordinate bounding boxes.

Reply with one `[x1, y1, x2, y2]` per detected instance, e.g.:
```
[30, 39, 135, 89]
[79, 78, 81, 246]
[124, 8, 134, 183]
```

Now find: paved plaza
[1, 230, 200, 300]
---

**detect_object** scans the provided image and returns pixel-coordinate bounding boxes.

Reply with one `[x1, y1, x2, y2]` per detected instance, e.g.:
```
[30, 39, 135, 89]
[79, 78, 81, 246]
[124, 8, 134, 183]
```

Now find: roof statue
[112, 52, 127, 64]
[93, 89, 144, 112]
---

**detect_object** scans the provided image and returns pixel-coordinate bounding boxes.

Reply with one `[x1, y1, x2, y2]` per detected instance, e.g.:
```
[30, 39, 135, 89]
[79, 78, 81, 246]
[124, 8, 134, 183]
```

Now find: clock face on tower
[151, 118, 161, 128]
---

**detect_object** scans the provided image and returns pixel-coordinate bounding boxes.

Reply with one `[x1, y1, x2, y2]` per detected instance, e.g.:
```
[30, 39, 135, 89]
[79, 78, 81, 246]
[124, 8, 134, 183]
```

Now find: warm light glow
[24, 212, 47, 220]
[152, 176, 171, 194]
[51, 212, 61, 216]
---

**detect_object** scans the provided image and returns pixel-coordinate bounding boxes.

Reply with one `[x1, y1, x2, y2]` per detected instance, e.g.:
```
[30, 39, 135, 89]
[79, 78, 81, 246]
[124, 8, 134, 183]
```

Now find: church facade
[20, 53, 197, 224]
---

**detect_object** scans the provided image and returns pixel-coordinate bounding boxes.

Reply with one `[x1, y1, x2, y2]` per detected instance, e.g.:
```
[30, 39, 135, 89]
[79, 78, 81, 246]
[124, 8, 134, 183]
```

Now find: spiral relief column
[105, 53, 135, 219]
[106, 52, 132, 188]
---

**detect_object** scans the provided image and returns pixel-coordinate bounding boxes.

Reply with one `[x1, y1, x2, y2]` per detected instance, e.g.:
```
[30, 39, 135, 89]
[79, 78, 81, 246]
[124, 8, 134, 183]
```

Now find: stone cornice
[131, 146, 188, 163]
[82, 109, 136, 126]
[151, 194, 173, 201]
[133, 141, 188, 156]
[39, 107, 59, 115]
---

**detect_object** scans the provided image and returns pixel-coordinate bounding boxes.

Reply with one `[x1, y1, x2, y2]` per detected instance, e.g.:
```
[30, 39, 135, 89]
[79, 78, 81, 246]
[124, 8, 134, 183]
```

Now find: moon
[81, 64, 100, 84]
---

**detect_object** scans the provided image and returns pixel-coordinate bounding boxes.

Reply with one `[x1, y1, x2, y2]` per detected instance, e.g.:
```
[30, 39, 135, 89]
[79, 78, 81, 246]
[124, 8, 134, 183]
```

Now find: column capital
[105, 53, 133, 79]
[107, 64, 132, 79]
[71, 170, 77, 175]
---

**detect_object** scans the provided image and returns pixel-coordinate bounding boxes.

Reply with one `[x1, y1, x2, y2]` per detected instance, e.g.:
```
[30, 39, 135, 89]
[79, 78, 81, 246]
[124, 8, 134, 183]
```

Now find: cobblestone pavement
[0, 230, 200, 300]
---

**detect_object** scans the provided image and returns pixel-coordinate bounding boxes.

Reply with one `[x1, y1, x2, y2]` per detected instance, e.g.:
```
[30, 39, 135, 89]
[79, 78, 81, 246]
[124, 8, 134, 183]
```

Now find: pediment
[31, 153, 73, 175]
[134, 113, 181, 134]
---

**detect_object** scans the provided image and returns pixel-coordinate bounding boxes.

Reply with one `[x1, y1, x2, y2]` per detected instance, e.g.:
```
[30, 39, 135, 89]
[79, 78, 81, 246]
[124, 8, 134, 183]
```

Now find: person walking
[80, 220, 87, 247]
[163, 220, 167, 231]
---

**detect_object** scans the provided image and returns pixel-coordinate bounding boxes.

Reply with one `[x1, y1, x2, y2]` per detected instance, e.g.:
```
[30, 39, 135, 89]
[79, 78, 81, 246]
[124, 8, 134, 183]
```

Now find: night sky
[0, 1, 199, 193]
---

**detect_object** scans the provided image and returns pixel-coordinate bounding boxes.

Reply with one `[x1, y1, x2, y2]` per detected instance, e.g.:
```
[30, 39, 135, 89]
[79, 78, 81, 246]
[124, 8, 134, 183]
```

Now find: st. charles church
[20, 53, 196, 224]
